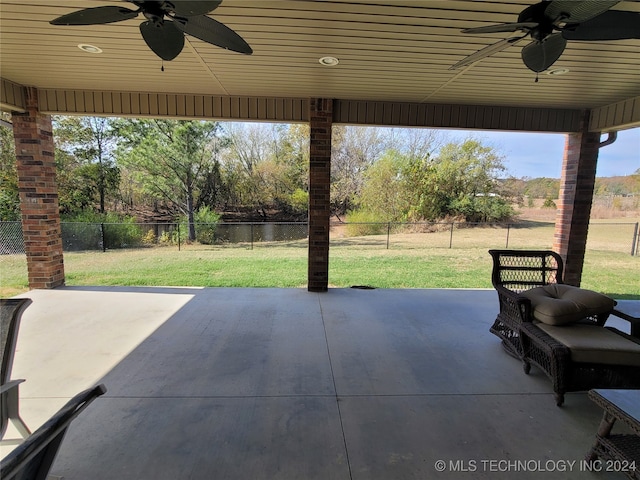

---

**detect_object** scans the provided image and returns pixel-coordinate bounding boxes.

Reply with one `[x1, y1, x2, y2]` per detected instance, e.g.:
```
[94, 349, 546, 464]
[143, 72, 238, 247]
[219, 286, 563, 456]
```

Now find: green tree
[524, 177, 560, 199]
[353, 138, 514, 223]
[331, 126, 386, 215]
[54, 116, 120, 214]
[116, 119, 224, 241]
[421, 138, 513, 222]
[331, 126, 443, 217]
[221, 123, 276, 214]
[277, 124, 310, 214]
[220, 123, 309, 216]
[384, 127, 444, 160]
[358, 150, 411, 221]
[0, 118, 20, 220]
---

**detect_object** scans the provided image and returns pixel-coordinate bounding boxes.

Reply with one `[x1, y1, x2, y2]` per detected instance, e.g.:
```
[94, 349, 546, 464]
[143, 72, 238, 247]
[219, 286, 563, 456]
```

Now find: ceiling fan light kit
[546, 67, 570, 76]
[50, 0, 253, 62]
[77, 44, 102, 54]
[451, 0, 640, 73]
[319, 56, 340, 66]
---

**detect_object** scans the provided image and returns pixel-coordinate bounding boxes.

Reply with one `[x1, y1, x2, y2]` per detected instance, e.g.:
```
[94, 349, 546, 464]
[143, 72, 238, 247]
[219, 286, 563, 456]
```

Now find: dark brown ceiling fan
[450, 0, 640, 73]
[50, 0, 252, 61]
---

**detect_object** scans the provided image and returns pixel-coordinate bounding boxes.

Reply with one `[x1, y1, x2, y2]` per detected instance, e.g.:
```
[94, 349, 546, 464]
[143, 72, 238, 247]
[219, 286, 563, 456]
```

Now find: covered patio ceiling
[1, 0, 640, 131]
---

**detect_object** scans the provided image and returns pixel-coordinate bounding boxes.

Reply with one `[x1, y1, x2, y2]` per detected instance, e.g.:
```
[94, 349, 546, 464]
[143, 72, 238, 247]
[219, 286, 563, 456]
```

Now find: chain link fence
[0, 221, 310, 253]
[330, 221, 640, 255]
[1, 220, 638, 255]
[0, 222, 23, 254]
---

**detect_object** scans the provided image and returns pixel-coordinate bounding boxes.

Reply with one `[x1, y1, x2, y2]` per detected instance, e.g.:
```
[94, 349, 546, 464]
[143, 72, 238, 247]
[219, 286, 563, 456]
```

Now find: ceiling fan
[50, 1, 252, 61]
[450, 0, 640, 73]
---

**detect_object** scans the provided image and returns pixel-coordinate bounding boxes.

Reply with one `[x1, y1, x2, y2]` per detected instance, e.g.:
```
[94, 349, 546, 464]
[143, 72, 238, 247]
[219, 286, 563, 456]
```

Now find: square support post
[308, 98, 333, 292]
[553, 110, 600, 286]
[12, 87, 65, 289]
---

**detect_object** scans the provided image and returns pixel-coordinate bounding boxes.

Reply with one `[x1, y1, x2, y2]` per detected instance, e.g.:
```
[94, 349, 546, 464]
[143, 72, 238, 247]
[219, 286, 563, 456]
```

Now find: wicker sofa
[489, 250, 640, 406]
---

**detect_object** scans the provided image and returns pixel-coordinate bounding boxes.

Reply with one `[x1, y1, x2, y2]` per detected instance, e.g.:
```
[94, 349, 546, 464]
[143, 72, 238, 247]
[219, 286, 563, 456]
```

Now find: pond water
[214, 223, 308, 244]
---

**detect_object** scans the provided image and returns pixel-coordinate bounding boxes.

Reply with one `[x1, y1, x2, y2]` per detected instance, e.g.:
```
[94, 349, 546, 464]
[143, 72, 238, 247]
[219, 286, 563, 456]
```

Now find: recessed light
[319, 56, 339, 66]
[78, 44, 102, 54]
[547, 67, 570, 76]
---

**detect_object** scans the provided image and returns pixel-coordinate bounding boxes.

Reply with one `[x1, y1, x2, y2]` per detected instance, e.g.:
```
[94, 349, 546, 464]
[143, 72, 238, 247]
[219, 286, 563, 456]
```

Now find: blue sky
[446, 128, 640, 179]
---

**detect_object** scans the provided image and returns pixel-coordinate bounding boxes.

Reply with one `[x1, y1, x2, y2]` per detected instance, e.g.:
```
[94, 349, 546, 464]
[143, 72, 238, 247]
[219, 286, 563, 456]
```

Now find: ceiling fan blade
[462, 22, 538, 34]
[521, 33, 567, 72]
[562, 10, 640, 40]
[544, 0, 620, 23]
[169, 1, 222, 17]
[139, 20, 185, 61]
[450, 36, 524, 70]
[50, 6, 138, 25]
[174, 15, 252, 54]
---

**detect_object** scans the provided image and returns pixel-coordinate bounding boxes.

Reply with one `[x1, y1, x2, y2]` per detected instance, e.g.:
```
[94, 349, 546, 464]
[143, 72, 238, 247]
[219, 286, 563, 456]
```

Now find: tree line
[2, 116, 638, 241]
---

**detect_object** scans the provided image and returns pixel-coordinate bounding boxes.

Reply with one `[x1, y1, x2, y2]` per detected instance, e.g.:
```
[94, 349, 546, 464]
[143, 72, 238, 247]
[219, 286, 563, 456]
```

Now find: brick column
[553, 111, 599, 286]
[12, 87, 65, 289]
[308, 98, 333, 292]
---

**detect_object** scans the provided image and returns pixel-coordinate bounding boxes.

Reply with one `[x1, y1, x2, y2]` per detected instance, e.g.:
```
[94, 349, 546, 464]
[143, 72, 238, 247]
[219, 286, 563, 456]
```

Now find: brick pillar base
[12, 88, 65, 289]
[553, 111, 599, 286]
[308, 98, 333, 292]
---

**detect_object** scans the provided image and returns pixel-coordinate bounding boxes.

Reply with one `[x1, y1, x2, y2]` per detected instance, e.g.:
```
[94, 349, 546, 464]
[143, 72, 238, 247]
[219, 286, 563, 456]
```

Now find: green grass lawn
[2, 228, 638, 298]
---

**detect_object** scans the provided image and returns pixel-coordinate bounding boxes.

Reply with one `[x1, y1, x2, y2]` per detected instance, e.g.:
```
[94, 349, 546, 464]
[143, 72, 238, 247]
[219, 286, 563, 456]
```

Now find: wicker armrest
[521, 321, 570, 352]
[610, 309, 640, 338]
[494, 284, 534, 324]
[520, 321, 572, 405]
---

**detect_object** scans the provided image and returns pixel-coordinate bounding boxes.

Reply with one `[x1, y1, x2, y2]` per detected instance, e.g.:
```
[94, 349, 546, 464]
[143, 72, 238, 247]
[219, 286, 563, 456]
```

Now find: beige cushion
[521, 284, 615, 325]
[537, 323, 640, 366]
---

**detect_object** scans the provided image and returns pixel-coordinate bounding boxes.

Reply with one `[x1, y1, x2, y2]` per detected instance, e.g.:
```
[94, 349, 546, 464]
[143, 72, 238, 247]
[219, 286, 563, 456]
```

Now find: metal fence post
[505, 223, 511, 248]
[177, 223, 181, 251]
[632, 222, 639, 256]
[101, 223, 106, 252]
[387, 222, 391, 250]
[449, 222, 454, 248]
[251, 223, 254, 250]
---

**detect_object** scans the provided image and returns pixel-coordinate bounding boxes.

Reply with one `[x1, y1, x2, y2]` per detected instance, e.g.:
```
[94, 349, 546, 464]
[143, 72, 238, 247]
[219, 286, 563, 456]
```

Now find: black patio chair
[1, 298, 33, 443]
[0, 384, 106, 480]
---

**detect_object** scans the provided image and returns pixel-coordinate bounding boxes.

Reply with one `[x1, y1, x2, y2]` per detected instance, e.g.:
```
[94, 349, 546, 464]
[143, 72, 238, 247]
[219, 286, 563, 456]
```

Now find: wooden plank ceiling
[1, 0, 639, 125]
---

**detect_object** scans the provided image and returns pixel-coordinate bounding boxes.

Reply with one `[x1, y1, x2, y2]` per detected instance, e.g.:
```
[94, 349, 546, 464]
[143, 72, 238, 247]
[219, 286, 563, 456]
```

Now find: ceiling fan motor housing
[50, 0, 252, 61]
[519, 2, 555, 42]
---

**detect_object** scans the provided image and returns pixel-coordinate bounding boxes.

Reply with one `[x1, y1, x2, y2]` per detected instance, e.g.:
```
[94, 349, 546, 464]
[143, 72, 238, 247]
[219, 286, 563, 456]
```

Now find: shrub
[142, 229, 156, 245]
[345, 209, 387, 236]
[612, 197, 623, 211]
[0, 189, 20, 221]
[159, 230, 176, 245]
[104, 218, 144, 248]
[447, 195, 514, 223]
[61, 211, 144, 249]
[191, 206, 221, 245]
[289, 189, 309, 213]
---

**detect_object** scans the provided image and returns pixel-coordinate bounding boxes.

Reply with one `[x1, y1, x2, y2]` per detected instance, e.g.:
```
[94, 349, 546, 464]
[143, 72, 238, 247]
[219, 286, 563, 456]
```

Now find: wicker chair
[489, 250, 640, 406]
[1, 298, 32, 444]
[489, 250, 565, 359]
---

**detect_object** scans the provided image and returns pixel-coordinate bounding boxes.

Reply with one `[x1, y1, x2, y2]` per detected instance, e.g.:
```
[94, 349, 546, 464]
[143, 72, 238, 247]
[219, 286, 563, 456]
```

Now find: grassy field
[2, 221, 638, 299]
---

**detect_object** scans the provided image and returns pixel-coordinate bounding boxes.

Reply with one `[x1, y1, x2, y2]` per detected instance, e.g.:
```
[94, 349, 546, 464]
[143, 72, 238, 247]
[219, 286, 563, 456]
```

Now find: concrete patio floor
[2, 287, 638, 479]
